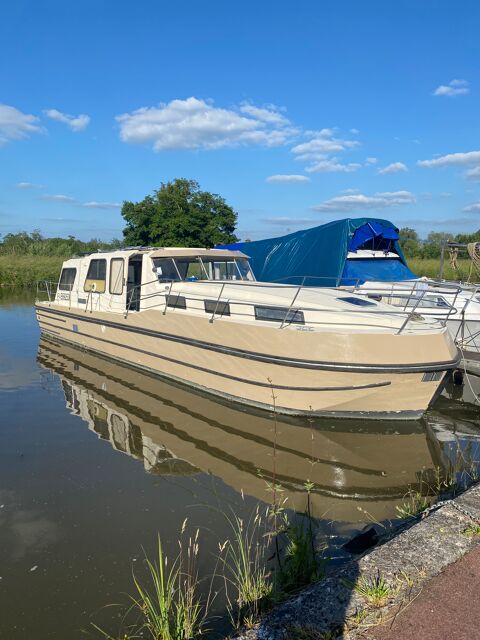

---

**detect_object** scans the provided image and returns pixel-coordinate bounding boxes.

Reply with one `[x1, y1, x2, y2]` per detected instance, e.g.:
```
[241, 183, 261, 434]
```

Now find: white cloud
[239, 103, 289, 125]
[81, 201, 122, 209]
[16, 181, 44, 189]
[463, 202, 480, 213]
[0, 104, 44, 145]
[116, 97, 296, 151]
[433, 79, 470, 97]
[292, 134, 358, 161]
[378, 162, 408, 175]
[350, 128, 360, 135]
[365, 157, 378, 165]
[306, 159, 361, 174]
[312, 190, 416, 212]
[465, 166, 480, 181]
[265, 174, 310, 183]
[418, 150, 480, 168]
[291, 129, 360, 173]
[40, 194, 76, 203]
[43, 109, 90, 132]
[262, 217, 315, 226]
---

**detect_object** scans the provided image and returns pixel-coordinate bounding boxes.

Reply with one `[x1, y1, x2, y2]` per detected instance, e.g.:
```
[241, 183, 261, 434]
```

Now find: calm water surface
[1, 290, 480, 639]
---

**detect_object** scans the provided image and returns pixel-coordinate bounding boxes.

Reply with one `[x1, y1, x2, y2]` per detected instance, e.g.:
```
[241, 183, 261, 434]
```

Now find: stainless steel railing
[38, 275, 473, 335]
[115, 277, 442, 334]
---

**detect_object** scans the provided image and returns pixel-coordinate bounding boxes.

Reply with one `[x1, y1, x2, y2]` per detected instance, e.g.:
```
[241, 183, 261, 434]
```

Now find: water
[1, 289, 480, 639]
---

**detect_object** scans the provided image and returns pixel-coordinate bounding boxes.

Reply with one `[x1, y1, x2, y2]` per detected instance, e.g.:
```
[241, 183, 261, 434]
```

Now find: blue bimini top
[216, 217, 417, 286]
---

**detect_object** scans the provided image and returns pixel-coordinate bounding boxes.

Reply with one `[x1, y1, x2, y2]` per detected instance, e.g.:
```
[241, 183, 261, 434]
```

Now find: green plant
[396, 570, 415, 588]
[433, 466, 457, 495]
[219, 506, 274, 628]
[347, 607, 368, 627]
[349, 573, 392, 609]
[395, 490, 430, 519]
[94, 529, 205, 640]
[279, 481, 325, 594]
[462, 524, 480, 537]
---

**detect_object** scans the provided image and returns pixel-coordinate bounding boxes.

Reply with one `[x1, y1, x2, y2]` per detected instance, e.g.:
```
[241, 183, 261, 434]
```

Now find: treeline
[1, 227, 479, 261]
[399, 228, 480, 259]
[0, 231, 122, 257]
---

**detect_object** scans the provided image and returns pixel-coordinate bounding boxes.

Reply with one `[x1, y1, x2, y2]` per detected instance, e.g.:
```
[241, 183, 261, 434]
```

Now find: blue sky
[1, 0, 480, 241]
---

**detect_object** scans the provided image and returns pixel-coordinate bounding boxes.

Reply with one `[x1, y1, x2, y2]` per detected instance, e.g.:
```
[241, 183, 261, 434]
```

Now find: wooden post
[439, 241, 446, 279]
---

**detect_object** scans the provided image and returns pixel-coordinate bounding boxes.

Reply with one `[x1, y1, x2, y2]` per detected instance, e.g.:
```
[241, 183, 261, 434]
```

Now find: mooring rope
[466, 242, 480, 282]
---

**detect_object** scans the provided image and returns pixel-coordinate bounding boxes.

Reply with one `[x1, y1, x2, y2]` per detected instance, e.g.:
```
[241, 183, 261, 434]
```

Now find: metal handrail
[36, 277, 452, 333]
[131, 282, 441, 334]
[453, 287, 480, 344]
[209, 282, 226, 323]
[396, 288, 429, 335]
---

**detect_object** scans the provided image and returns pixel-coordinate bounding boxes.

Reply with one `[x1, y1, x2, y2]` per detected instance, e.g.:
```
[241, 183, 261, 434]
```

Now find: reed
[0, 255, 64, 287]
[407, 257, 473, 281]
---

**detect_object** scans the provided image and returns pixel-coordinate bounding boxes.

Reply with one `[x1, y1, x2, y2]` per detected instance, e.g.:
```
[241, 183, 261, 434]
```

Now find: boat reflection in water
[37, 337, 480, 527]
[426, 376, 480, 487]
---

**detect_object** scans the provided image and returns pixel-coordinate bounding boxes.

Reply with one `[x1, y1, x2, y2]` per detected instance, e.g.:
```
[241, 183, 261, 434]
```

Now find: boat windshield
[152, 256, 255, 282]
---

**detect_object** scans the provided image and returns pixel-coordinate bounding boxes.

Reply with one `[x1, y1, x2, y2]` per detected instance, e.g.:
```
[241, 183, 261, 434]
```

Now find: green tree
[422, 231, 454, 258]
[455, 229, 480, 244]
[121, 178, 239, 247]
[398, 227, 421, 258]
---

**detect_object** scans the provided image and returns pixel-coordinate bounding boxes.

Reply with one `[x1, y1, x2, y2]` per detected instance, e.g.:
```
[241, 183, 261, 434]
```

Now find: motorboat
[218, 219, 480, 362]
[35, 246, 459, 419]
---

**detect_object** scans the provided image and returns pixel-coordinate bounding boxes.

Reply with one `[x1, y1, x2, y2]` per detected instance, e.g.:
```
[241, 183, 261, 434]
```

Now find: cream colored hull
[35, 302, 459, 418]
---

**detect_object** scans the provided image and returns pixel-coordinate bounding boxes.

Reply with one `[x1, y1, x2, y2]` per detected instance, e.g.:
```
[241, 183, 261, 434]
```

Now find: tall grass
[219, 506, 274, 628]
[94, 528, 206, 640]
[407, 257, 475, 281]
[0, 255, 63, 287]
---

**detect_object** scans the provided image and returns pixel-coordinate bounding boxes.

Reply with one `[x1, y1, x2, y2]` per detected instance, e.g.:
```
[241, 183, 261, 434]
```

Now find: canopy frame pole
[280, 277, 305, 329]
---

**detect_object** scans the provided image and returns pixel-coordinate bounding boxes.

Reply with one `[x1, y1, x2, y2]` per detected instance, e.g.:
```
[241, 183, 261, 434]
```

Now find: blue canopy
[217, 217, 417, 286]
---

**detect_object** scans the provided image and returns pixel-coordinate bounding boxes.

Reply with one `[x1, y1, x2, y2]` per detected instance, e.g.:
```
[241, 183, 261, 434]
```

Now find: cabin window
[254, 305, 305, 324]
[153, 258, 181, 282]
[84, 259, 107, 293]
[175, 259, 209, 281]
[58, 267, 77, 291]
[166, 294, 187, 310]
[204, 299, 231, 316]
[337, 296, 377, 307]
[109, 258, 124, 295]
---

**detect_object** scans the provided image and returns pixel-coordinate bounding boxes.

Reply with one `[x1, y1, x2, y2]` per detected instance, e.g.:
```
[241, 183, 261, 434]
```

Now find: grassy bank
[408, 257, 473, 281]
[0, 255, 64, 287]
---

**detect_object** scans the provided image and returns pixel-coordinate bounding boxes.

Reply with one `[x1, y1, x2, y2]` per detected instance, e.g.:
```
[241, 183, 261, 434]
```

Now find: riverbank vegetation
[1, 219, 479, 287]
[94, 492, 324, 640]
[0, 251, 473, 288]
[0, 231, 121, 287]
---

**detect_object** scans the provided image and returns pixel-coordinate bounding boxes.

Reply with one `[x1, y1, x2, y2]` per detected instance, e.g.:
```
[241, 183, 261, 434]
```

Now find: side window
[254, 306, 305, 324]
[84, 259, 107, 293]
[58, 268, 76, 291]
[204, 299, 231, 316]
[167, 294, 187, 310]
[109, 258, 124, 295]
